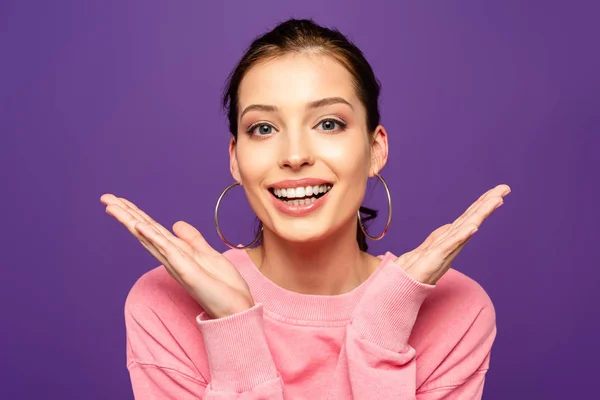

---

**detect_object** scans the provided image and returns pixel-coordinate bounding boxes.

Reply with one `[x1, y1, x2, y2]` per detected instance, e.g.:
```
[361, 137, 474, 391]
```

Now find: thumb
[173, 221, 214, 255]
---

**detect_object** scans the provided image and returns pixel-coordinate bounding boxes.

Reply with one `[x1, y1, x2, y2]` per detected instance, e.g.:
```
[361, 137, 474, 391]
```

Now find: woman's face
[230, 52, 387, 244]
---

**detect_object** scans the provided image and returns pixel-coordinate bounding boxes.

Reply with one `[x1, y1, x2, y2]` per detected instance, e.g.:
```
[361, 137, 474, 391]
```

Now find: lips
[266, 178, 334, 216]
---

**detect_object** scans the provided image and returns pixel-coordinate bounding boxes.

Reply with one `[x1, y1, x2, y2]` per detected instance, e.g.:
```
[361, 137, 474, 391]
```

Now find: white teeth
[281, 197, 318, 205]
[283, 197, 317, 206]
[272, 184, 332, 199]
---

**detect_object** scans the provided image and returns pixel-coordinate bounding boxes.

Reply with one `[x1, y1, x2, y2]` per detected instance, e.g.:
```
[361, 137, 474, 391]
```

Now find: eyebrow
[239, 96, 354, 120]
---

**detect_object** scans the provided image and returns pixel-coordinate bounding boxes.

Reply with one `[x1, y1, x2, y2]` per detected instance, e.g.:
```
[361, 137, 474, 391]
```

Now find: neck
[246, 219, 378, 295]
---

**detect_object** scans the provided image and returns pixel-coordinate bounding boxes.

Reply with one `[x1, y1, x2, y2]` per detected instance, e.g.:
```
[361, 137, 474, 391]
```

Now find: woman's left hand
[394, 184, 511, 285]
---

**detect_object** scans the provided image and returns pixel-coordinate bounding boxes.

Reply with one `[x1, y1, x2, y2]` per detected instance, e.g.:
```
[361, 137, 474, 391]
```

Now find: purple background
[2, 1, 598, 398]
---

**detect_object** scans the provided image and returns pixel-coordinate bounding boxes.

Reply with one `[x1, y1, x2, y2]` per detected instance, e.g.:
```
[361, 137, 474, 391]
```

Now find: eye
[246, 123, 275, 137]
[317, 118, 347, 132]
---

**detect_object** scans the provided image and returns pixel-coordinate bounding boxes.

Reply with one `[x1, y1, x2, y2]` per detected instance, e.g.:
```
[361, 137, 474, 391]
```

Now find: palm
[100, 194, 254, 319]
[394, 184, 511, 285]
[183, 250, 254, 318]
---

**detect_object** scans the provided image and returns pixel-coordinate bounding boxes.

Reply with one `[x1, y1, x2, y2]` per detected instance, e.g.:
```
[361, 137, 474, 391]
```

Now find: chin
[270, 218, 335, 244]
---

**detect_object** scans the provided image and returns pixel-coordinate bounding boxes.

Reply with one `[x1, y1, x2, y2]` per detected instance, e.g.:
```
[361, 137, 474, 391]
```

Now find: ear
[228, 136, 242, 183]
[369, 125, 389, 177]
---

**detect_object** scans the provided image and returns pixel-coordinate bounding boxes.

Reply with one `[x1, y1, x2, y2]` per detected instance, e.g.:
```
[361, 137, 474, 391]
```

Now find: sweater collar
[224, 248, 396, 324]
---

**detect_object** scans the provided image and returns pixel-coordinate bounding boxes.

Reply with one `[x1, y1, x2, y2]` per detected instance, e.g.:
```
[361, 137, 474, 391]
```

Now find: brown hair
[221, 18, 381, 251]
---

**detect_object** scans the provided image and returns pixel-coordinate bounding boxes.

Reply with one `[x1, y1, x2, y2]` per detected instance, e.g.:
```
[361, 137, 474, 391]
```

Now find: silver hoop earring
[214, 181, 263, 249]
[357, 172, 392, 240]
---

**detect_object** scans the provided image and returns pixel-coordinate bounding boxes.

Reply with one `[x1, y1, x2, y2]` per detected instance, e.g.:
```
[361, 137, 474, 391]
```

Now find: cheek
[236, 147, 269, 184]
[318, 134, 371, 176]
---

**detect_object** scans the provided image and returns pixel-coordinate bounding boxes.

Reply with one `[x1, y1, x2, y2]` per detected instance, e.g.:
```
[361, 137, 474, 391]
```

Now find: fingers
[394, 184, 510, 285]
[428, 191, 502, 259]
[445, 232, 473, 265]
[105, 204, 170, 268]
[433, 184, 510, 246]
[172, 221, 214, 255]
[394, 224, 451, 268]
[101, 194, 194, 255]
[429, 223, 478, 262]
[420, 224, 452, 250]
[438, 196, 500, 245]
[117, 197, 195, 253]
[452, 185, 508, 228]
[118, 197, 166, 232]
[134, 222, 197, 282]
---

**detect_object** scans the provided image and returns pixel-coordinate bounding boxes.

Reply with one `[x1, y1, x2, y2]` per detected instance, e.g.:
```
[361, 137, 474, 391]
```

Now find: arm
[127, 361, 208, 399]
[325, 184, 508, 399]
[125, 300, 211, 399]
[126, 299, 285, 399]
[195, 303, 285, 399]
[415, 305, 496, 399]
[126, 269, 493, 400]
[328, 261, 496, 400]
[326, 258, 436, 399]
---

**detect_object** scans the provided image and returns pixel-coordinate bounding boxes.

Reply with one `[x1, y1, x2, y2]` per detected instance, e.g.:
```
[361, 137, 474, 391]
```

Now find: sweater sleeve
[327, 259, 495, 400]
[195, 303, 286, 399]
[126, 296, 285, 399]
[125, 300, 211, 399]
[325, 258, 436, 399]
[414, 305, 496, 399]
[127, 361, 208, 399]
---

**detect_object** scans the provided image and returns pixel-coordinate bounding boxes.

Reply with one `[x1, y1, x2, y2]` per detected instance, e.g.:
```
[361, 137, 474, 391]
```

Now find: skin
[230, 53, 388, 295]
[100, 52, 511, 319]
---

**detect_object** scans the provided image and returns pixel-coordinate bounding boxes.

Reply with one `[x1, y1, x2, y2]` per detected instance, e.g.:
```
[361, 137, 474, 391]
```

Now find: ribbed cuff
[196, 303, 279, 392]
[351, 261, 436, 353]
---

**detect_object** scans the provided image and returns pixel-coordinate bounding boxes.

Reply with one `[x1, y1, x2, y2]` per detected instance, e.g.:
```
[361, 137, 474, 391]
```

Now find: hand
[394, 184, 511, 285]
[100, 194, 255, 319]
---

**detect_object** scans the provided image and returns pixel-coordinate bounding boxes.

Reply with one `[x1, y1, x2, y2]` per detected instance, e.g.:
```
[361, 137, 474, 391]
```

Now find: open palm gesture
[100, 194, 255, 319]
[395, 184, 511, 285]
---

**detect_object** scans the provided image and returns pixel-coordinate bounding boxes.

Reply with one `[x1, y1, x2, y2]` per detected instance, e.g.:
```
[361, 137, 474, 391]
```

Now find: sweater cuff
[196, 303, 280, 392]
[351, 259, 436, 353]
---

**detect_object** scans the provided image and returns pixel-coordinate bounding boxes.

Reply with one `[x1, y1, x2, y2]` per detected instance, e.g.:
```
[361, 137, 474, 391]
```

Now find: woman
[101, 18, 510, 399]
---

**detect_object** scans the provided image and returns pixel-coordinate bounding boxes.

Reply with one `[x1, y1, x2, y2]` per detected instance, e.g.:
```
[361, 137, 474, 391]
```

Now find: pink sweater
[125, 248, 496, 399]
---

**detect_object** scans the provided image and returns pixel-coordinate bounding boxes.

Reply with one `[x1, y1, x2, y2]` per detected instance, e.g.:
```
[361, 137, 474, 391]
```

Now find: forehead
[238, 53, 358, 110]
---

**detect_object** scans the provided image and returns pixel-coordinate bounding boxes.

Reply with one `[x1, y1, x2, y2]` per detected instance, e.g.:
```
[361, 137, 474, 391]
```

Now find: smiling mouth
[268, 184, 333, 205]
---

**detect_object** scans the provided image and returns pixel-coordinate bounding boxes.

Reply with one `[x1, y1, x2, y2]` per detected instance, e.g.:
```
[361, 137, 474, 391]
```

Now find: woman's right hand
[100, 194, 255, 319]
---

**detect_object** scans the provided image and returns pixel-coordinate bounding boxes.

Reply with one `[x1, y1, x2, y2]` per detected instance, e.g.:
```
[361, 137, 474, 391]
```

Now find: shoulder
[125, 264, 196, 316]
[413, 266, 496, 344]
[423, 267, 495, 318]
[409, 267, 497, 391]
[123, 249, 250, 369]
[124, 263, 213, 381]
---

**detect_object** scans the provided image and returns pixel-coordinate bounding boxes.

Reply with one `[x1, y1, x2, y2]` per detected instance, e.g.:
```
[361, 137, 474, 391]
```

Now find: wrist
[217, 301, 255, 319]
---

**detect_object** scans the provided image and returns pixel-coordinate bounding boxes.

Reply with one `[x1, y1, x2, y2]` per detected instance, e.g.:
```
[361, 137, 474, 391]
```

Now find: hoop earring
[214, 181, 263, 249]
[357, 172, 392, 240]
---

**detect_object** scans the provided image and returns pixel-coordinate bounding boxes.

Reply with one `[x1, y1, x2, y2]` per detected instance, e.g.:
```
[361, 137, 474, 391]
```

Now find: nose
[278, 130, 314, 170]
